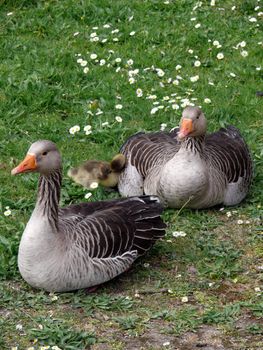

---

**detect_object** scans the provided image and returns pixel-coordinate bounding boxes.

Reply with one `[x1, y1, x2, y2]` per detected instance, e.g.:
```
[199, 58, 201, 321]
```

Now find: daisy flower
[136, 88, 143, 97]
[90, 53, 97, 60]
[90, 182, 99, 189]
[156, 68, 165, 77]
[181, 296, 189, 303]
[150, 107, 159, 114]
[241, 50, 248, 57]
[190, 75, 199, 82]
[69, 125, 80, 135]
[84, 125, 92, 132]
[115, 116, 123, 122]
[216, 52, 224, 60]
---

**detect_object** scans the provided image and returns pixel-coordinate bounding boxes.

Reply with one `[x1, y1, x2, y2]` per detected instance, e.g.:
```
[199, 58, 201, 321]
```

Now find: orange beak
[11, 154, 37, 175]
[178, 118, 193, 140]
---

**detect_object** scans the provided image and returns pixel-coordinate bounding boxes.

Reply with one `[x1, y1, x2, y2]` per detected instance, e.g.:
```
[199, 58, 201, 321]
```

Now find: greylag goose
[118, 106, 253, 209]
[68, 154, 126, 189]
[11, 140, 166, 292]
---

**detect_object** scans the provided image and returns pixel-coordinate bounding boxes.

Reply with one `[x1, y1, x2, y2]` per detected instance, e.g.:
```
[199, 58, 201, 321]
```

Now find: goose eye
[196, 115, 199, 120]
[42, 151, 48, 156]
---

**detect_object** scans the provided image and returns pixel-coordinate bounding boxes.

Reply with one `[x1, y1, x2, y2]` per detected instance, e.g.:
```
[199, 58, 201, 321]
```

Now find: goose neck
[35, 169, 62, 230]
[180, 135, 205, 154]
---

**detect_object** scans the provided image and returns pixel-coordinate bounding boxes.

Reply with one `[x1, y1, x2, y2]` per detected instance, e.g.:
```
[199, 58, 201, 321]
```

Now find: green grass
[0, 0, 262, 349]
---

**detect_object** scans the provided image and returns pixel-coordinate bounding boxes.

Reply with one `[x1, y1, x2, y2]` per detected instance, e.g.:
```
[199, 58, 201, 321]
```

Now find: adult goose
[118, 106, 253, 209]
[11, 140, 166, 292]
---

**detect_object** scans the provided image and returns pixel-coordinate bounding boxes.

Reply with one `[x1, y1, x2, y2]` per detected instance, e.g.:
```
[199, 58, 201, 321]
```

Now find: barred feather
[119, 118, 252, 208]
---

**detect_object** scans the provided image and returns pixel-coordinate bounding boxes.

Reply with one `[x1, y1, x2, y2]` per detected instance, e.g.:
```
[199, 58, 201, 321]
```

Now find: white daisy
[146, 95, 157, 100]
[156, 68, 165, 77]
[80, 60, 87, 67]
[115, 104, 123, 109]
[115, 116, 122, 123]
[90, 53, 97, 60]
[85, 192, 92, 199]
[69, 125, 80, 135]
[84, 125, 92, 132]
[190, 75, 199, 82]
[160, 123, 167, 131]
[150, 107, 159, 114]
[241, 50, 248, 57]
[172, 231, 186, 237]
[16, 324, 23, 331]
[216, 52, 224, 60]
[136, 88, 143, 97]
[90, 182, 99, 189]
[172, 104, 180, 110]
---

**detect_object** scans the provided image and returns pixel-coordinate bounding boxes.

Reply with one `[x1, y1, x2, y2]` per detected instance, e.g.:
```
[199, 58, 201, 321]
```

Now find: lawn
[0, 0, 262, 349]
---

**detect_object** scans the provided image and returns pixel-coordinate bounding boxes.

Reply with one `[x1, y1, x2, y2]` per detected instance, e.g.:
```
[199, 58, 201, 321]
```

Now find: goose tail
[126, 195, 166, 255]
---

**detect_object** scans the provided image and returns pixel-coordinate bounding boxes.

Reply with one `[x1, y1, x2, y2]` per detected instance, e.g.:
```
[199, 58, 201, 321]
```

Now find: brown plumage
[68, 154, 126, 189]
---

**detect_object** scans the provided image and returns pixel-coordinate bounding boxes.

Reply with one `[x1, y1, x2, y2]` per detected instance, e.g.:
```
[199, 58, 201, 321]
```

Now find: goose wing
[59, 196, 166, 283]
[59, 196, 166, 257]
[120, 131, 179, 177]
[205, 126, 253, 185]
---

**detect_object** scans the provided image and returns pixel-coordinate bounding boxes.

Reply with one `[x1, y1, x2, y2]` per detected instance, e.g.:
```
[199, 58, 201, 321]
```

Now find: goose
[118, 106, 253, 209]
[68, 154, 126, 189]
[11, 140, 166, 292]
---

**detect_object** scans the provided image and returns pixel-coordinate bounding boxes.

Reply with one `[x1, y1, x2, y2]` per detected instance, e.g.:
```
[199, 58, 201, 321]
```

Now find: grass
[0, 0, 262, 349]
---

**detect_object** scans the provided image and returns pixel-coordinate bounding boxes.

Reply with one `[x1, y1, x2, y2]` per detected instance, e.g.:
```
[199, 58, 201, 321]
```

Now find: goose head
[177, 106, 207, 140]
[11, 140, 62, 176]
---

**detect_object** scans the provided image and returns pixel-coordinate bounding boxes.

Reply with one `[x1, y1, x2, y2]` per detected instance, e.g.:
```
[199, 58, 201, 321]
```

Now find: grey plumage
[12, 140, 166, 292]
[119, 107, 253, 208]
